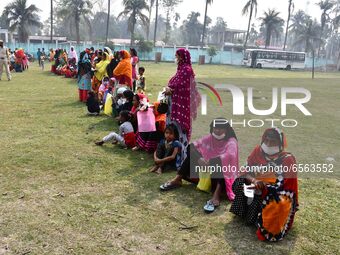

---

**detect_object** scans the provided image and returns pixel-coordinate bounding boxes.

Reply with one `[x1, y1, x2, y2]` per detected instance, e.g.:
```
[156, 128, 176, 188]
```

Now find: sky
[0, 0, 331, 31]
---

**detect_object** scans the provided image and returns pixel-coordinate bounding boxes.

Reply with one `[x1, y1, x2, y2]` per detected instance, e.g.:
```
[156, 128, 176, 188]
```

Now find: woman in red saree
[163, 48, 200, 164]
[230, 128, 299, 242]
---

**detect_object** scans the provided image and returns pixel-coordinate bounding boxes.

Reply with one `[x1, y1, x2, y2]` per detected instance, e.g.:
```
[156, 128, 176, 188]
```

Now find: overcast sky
[0, 0, 332, 31]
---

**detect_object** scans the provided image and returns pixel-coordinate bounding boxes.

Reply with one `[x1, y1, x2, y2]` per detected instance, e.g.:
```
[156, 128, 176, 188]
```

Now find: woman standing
[77, 50, 92, 102]
[92, 51, 110, 93]
[164, 48, 200, 159]
[113, 50, 133, 89]
[130, 48, 139, 92]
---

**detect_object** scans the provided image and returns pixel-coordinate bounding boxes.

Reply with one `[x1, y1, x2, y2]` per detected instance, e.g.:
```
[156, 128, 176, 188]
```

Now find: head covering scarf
[94, 52, 110, 81]
[69, 46, 78, 62]
[168, 48, 201, 141]
[113, 50, 133, 88]
[193, 120, 238, 201]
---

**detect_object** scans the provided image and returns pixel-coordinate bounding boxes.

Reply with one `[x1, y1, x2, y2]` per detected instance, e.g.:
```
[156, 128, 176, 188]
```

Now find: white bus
[243, 49, 306, 70]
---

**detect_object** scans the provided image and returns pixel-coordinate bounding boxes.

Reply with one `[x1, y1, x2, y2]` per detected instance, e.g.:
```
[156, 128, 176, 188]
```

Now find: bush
[207, 46, 218, 64]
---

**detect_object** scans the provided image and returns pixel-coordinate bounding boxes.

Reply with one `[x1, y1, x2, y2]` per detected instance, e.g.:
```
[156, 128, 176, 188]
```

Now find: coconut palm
[202, 0, 214, 45]
[3, 0, 42, 42]
[294, 20, 322, 78]
[242, 0, 258, 49]
[153, 0, 159, 46]
[316, 0, 335, 56]
[283, 0, 294, 50]
[118, 0, 149, 46]
[259, 9, 284, 48]
[105, 0, 111, 43]
[57, 0, 93, 44]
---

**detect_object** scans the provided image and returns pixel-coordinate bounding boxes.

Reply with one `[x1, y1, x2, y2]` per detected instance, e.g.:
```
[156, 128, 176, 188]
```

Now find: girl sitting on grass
[87, 91, 100, 115]
[150, 124, 181, 174]
[95, 110, 136, 149]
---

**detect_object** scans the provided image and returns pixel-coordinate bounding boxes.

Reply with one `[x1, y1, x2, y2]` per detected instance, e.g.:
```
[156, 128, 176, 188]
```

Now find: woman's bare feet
[149, 165, 158, 172]
[155, 167, 163, 174]
[132, 146, 139, 151]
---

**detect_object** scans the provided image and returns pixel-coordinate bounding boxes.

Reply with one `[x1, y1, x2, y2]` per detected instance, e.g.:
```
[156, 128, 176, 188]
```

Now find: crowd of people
[0, 40, 32, 81]
[10, 43, 298, 242]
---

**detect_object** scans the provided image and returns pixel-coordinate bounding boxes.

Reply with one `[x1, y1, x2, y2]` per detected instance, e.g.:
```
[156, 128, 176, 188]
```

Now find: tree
[283, 0, 294, 50]
[259, 9, 284, 48]
[146, 0, 155, 40]
[3, 0, 42, 42]
[202, 0, 213, 45]
[57, 0, 93, 44]
[316, 0, 335, 56]
[106, 0, 111, 43]
[50, 0, 53, 41]
[242, 0, 258, 49]
[153, 0, 159, 46]
[119, 0, 149, 46]
[207, 46, 217, 63]
[162, 0, 182, 44]
[210, 17, 227, 47]
[181, 12, 203, 45]
[294, 20, 322, 78]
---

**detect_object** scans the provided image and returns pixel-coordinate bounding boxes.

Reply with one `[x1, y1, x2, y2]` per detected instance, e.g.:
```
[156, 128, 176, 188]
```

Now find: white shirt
[0, 46, 9, 60]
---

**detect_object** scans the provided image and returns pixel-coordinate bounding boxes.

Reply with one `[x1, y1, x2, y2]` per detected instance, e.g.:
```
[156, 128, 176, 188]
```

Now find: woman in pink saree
[160, 118, 239, 213]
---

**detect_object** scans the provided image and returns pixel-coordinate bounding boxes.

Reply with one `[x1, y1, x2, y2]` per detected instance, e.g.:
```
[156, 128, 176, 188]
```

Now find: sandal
[203, 200, 220, 214]
[160, 182, 181, 191]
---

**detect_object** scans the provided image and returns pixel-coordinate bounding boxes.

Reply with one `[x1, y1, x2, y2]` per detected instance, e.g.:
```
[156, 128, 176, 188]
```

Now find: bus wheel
[286, 65, 291, 71]
[256, 63, 262, 69]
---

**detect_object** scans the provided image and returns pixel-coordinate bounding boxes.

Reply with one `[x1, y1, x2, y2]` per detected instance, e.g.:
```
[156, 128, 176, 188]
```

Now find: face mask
[212, 132, 226, 140]
[261, 143, 280, 156]
[103, 81, 109, 86]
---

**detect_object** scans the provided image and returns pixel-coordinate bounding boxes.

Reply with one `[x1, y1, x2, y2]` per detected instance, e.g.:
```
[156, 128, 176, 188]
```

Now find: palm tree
[106, 0, 111, 43]
[119, 0, 149, 46]
[57, 0, 93, 44]
[3, 0, 42, 42]
[259, 9, 284, 48]
[242, 0, 258, 49]
[316, 0, 335, 56]
[153, 0, 159, 46]
[202, 0, 213, 45]
[283, 0, 294, 50]
[294, 20, 322, 78]
[50, 0, 53, 41]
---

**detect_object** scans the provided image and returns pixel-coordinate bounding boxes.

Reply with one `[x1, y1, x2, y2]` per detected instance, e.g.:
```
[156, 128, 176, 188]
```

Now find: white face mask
[212, 132, 226, 140]
[261, 143, 280, 156]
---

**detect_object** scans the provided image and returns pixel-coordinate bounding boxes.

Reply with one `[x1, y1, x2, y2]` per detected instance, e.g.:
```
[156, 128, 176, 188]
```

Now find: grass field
[0, 63, 339, 255]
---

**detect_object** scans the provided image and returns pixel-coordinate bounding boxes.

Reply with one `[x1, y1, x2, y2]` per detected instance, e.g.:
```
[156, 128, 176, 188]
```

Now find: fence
[6, 42, 336, 69]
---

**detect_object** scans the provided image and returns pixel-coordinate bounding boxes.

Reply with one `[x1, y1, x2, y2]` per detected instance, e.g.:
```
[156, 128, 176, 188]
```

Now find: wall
[6, 42, 336, 69]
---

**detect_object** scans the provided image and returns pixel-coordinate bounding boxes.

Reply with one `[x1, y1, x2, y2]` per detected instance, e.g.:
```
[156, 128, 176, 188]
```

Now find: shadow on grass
[224, 215, 298, 255]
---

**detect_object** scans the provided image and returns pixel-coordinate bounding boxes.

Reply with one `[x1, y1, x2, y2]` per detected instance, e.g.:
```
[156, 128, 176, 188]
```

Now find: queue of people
[48, 45, 299, 242]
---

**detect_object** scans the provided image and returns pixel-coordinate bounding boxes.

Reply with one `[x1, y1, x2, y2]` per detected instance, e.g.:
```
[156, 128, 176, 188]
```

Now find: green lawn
[0, 63, 339, 254]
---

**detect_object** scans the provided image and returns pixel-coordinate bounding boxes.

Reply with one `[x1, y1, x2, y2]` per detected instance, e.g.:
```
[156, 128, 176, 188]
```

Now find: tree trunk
[312, 49, 315, 79]
[76, 14, 80, 44]
[147, 0, 153, 40]
[244, 3, 254, 49]
[165, 9, 171, 44]
[337, 51, 340, 71]
[153, 0, 159, 46]
[105, 0, 111, 43]
[131, 21, 136, 46]
[265, 29, 271, 48]
[201, 0, 209, 45]
[283, 0, 292, 50]
[50, 0, 53, 42]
